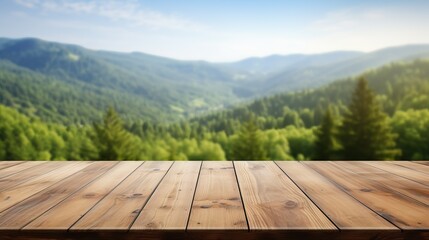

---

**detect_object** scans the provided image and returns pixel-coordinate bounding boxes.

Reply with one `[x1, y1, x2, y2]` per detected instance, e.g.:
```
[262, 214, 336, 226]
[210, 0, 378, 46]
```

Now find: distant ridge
[0, 37, 429, 123]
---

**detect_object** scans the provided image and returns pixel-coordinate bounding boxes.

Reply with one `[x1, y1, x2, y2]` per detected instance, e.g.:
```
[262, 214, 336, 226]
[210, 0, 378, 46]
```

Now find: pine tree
[232, 116, 266, 160]
[314, 107, 339, 160]
[93, 107, 141, 160]
[338, 78, 399, 160]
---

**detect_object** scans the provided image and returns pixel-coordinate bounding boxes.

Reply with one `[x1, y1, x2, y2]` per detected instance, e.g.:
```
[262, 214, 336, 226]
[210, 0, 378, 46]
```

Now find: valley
[1, 38, 429, 161]
[1, 38, 429, 123]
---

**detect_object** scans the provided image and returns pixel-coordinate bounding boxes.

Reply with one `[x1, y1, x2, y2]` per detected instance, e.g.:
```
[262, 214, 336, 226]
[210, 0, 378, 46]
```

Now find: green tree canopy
[232, 116, 266, 160]
[93, 107, 141, 160]
[338, 78, 399, 160]
[390, 109, 429, 159]
[314, 107, 339, 160]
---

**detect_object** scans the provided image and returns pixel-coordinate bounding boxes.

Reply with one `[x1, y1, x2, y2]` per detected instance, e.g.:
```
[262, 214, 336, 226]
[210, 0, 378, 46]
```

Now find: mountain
[256, 44, 429, 93]
[192, 59, 429, 133]
[1, 37, 429, 124]
[2, 59, 429, 161]
[225, 51, 363, 76]
[0, 38, 245, 123]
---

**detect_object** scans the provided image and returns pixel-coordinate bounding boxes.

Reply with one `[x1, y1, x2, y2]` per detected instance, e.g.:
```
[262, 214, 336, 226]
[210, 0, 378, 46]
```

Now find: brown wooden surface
[0, 162, 91, 213]
[131, 161, 201, 230]
[0, 160, 428, 239]
[187, 161, 247, 230]
[391, 161, 429, 174]
[71, 161, 173, 230]
[25, 161, 143, 230]
[0, 161, 24, 171]
[415, 161, 429, 167]
[305, 161, 429, 230]
[275, 161, 397, 230]
[334, 161, 429, 205]
[364, 161, 429, 186]
[0, 162, 117, 230]
[234, 161, 336, 230]
[0, 161, 46, 179]
[0, 162, 65, 191]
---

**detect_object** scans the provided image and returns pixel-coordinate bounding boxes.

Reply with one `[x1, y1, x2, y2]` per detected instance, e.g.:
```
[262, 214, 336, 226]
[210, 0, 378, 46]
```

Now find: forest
[1, 60, 429, 161]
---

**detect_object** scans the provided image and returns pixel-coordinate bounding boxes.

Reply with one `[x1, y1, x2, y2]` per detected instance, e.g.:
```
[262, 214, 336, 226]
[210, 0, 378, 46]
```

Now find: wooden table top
[0, 161, 428, 239]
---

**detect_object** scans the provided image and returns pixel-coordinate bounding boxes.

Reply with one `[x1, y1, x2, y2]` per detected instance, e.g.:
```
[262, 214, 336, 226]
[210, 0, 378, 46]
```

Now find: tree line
[1, 77, 428, 161]
[1, 60, 429, 160]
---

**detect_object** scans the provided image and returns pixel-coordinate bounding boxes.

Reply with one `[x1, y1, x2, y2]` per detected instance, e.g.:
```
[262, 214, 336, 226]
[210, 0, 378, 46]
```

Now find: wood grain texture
[131, 161, 201, 230]
[0, 162, 91, 213]
[24, 161, 142, 230]
[391, 161, 429, 174]
[0, 161, 24, 171]
[0, 162, 62, 191]
[234, 161, 336, 230]
[187, 161, 247, 230]
[364, 161, 429, 186]
[276, 161, 397, 230]
[0, 161, 45, 179]
[0, 162, 117, 230]
[0, 160, 428, 239]
[305, 161, 429, 230]
[71, 161, 173, 231]
[332, 161, 429, 206]
[414, 161, 429, 167]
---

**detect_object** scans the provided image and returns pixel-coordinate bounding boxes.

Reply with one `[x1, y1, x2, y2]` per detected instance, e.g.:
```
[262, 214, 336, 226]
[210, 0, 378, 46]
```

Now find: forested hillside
[193, 60, 429, 132]
[1, 60, 429, 160]
[1, 38, 429, 124]
[258, 45, 429, 93]
[0, 61, 169, 123]
[0, 38, 244, 123]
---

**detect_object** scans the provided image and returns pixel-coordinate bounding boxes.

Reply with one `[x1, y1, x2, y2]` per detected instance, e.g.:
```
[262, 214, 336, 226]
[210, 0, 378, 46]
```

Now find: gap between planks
[275, 161, 399, 231]
[305, 161, 429, 230]
[24, 161, 145, 230]
[1, 161, 428, 234]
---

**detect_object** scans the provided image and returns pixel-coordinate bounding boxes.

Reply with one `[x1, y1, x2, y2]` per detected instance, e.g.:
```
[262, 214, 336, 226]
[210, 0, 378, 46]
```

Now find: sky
[1, 0, 429, 61]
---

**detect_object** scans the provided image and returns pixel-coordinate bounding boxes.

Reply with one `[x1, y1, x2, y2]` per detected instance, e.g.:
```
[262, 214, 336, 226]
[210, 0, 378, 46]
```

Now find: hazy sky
[1, 0, 429, 61]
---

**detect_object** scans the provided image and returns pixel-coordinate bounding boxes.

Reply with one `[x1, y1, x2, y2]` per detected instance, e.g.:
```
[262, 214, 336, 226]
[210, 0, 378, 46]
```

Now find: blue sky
[1, 0, 429, 61]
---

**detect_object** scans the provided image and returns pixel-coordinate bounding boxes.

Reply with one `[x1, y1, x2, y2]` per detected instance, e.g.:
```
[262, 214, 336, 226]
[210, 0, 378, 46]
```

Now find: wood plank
[71, 161, 173, 231]
[131, 161, 201, 230]
[414, 161, 429, 167]
[234, 161, 336, 230]
[364, 161, 429, 186]
[187, 161, 247, 230]
[276, 161, 397, 230]
[332, 161, 429, 206]
[0, 162, 62, 191]
[305, 161, 429, 230]
[0, 161, 24, 171]
[0, 161, 118, 230]
[24, 161, 142, 230]
[0, 161, 46, 179]
[0, 162, 91, 213]
[0, 161, 428, 239]
[391, 161, 429, 174]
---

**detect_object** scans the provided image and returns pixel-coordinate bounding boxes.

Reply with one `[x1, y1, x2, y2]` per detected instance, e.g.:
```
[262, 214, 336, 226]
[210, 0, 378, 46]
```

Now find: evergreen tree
[232, 116, 266, 160]
[338, 78, 399, 160]
[313, 107, 339, 160]
[93, 107, 141, 160]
